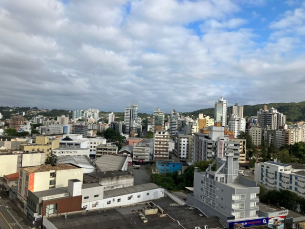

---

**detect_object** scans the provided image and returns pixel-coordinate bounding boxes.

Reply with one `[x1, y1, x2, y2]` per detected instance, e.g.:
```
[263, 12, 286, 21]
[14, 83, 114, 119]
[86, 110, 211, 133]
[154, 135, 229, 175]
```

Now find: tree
[3, 128, 17, 136]
[45, 153, 58, 166]
[145, 131, 154, 138]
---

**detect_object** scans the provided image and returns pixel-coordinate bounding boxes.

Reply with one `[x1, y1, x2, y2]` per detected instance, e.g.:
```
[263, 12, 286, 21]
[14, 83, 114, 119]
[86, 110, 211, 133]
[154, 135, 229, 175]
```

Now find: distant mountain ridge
[183, 101, 305, 122]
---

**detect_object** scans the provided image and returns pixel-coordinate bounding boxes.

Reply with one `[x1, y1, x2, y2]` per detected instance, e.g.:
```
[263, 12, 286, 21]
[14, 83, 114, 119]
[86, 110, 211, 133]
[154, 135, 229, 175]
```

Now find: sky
[0, 0, 305, 113]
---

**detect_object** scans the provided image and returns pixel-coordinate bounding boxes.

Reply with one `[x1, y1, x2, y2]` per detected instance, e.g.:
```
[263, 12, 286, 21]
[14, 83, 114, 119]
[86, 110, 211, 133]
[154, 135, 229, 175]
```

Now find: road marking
[7, 209, 23, 229]
[0, 211, 13, 229]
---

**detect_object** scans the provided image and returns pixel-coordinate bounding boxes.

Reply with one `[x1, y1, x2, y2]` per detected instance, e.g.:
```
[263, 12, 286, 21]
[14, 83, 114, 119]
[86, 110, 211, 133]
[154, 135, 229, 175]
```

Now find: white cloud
[0, 0, 305, 112]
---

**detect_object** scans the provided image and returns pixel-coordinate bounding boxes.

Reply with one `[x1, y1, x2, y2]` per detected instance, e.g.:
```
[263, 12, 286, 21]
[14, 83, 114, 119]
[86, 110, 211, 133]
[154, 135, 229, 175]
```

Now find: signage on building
[268, 216, 285, 228]
[228, 217, 269, 228]
[35, 215, 42, 221]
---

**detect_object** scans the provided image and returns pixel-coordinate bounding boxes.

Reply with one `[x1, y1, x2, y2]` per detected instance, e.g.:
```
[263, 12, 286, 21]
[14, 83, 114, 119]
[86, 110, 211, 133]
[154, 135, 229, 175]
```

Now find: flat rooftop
[22, 164, 78, 173]
[82, 183, 101, 189]
[257, 203, 283, 213]
[153, 197, 224, 229]
[33, 187, 68, 198]
[104, 183, 159, 198]
[54, 148, 89, 151]
[46, 204, 180, 229]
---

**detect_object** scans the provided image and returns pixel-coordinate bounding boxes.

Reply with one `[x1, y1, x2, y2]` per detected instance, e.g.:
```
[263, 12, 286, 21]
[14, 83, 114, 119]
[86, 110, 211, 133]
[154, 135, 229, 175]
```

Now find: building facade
[214, 97, 227, 127]
[153, 130, 169, 161]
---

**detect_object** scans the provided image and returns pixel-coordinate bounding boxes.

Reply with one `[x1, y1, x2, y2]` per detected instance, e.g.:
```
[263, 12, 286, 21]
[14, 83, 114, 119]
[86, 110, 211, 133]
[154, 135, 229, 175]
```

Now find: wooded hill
[183, 101, 305, 122]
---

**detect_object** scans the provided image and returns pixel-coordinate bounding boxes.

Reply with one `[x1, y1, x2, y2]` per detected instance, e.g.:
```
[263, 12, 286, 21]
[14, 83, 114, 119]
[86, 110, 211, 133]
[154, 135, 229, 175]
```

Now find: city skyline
[0, 0, 305, 112]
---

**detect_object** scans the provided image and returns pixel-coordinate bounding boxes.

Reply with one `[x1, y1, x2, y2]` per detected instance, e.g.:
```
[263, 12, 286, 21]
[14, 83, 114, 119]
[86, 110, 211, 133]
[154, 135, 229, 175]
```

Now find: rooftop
[290, 163, 305, 170]
[265, 161, 289, 167]
[33, 187, 68, 198]
[104, 183, 159, 198]
[82, 183, 101, 189]
[4, 172, 19, 181]
[46, 205, 179, 229]
[57, 156, 95, 170]
[22, 164, 78, 173]
[83, 171, 132, 183]
[95, 154, 127, 172]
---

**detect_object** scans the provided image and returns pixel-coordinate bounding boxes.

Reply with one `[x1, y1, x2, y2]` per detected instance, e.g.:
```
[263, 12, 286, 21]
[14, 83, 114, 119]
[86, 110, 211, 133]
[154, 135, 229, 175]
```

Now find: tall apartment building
[248, 127, 262, 146]
[188, 148, 260, 227]
[73, 124, 88, 138]
[169, 110, 179, 136]
[228, 103, 243, 118]
[73, 110, 83, 120]
[214, 97, 227, 127]
[124, 102, 139, 134]
[108, 112, 115, 124]
[57, 115, 69, 125]
[255, 160, 305, 198]
[257, 106, 286, 130]
[18, 164, 83, 210]
[9, 115, 25, 130]
[0, 112, 3, 119]
[153, 130, 169, 161]
[84, 108, 99, 121]
[152, 107, 165, 131]
[192, 127, 242, 163]
[175, 134, 193, 161]
[228, 114, 246, 138]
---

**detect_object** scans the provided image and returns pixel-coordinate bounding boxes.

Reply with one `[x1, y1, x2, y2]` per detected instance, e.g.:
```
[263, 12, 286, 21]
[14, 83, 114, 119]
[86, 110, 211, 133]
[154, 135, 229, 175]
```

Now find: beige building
[20, 136, 59, 153]
[18, 164, 83, 210]
[231, 139, 247, 164]
[153, 130, 169, 161]
[0, 154, 18, 177]
[198, 114, 214, 130]
[249, 127, 262, 146]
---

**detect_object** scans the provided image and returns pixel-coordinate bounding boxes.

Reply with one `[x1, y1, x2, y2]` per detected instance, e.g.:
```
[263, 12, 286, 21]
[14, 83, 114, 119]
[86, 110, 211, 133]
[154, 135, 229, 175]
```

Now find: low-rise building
[83, 171, 134, 191]
[133, 140, 153, 162]
[254, 160, 305, 198]
[52, 148, 90, 157]
[96, 144, 118, 156]
[18, 164, 83, 213]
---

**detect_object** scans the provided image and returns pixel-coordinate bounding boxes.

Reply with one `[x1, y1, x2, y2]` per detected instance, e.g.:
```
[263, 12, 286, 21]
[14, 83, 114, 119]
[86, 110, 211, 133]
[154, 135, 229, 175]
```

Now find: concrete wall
[82, 187, 164, 211]
[33, 171, 50, 192]
[0, 154, 18, 177]
[22, 153, 45, 167]
[187, 194, 229, 227]
[99, 174, 134, 191]
[43, 217, 57, 229]
[56, 168, 83, 188]
[82, 186, 104, 203]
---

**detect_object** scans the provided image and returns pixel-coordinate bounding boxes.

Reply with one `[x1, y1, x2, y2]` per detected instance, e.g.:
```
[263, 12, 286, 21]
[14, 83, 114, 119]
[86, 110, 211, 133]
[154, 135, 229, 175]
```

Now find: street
[0, 193, 29, 229]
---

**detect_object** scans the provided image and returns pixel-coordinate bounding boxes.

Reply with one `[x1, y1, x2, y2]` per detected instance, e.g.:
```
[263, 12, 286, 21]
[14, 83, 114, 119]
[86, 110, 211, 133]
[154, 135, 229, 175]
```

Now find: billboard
[228, 217, 269, 228]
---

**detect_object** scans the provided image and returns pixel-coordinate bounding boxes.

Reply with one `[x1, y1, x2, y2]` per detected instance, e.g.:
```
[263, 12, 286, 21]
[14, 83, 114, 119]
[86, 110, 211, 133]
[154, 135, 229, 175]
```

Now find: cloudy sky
[0, 0, 305, 113]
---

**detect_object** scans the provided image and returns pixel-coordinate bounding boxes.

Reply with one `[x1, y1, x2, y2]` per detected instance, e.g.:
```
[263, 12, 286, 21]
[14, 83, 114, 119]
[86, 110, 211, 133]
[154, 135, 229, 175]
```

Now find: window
[147, 193, 149, 196]
[250, 193, 257, 199]
[94, 194, 99, 198]
[137, 195, 141, 198]
[84, 196, 89, 199]
[117, 198, 121, 202]
[50, 172, 56, 178]
[107, 201, 111, 204]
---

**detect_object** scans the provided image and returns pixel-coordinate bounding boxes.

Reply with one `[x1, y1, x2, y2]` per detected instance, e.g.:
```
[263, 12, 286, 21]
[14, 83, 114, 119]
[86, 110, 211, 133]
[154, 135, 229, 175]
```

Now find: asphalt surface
[128, 165, 151, 185]
[0, 192, 29, 229]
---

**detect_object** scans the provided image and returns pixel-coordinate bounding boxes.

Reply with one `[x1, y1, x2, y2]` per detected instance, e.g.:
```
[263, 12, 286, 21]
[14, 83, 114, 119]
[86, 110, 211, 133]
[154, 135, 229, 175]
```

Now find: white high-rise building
[0, 112, 3, 119]
[84, 109, 100, 121]
[215, 97, 227, 126]
[228, 114, 246, 138]
[124, 102, 139, 134]
[108, 112, 115, 124]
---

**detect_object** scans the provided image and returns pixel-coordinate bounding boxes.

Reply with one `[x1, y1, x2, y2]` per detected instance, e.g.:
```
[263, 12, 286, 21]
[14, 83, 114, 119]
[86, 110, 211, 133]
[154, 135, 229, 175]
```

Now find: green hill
[183, 101, 305, 122]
